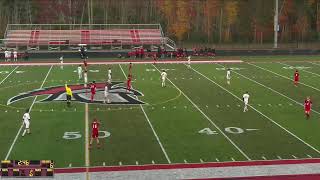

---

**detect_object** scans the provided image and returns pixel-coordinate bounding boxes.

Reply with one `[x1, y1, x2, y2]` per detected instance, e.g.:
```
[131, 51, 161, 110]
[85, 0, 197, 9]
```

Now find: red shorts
[294, 78, 299, 82]
[305, 109, 311, 113]
[92, 129, 99, 138]
[91, 91, 96, 95]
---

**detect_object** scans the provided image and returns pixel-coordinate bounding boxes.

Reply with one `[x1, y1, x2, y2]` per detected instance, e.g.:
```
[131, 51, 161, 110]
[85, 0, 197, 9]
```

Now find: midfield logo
[7, 82, 145, 105]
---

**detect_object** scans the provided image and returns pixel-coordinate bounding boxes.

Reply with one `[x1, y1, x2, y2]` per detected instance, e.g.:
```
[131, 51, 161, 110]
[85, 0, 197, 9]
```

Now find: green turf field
[1, 58, 320, 168]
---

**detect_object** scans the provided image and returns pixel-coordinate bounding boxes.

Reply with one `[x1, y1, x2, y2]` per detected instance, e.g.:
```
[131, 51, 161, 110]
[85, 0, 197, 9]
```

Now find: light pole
[274, 0, 279, 48]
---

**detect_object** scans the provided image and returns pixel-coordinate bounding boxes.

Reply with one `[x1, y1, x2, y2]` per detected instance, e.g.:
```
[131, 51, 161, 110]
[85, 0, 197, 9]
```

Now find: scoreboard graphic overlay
[0, 160, 54, 177]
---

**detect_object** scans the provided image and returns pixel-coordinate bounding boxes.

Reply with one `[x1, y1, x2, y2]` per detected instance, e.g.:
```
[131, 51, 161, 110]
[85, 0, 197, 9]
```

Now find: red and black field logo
[7, 82, 145, 105]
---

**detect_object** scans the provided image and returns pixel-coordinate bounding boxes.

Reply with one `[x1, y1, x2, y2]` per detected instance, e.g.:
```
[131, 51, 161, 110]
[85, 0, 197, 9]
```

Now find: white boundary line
[118, 64, 171, 164]
[5, 65, 53, 160]
[278, 62, 320, 78]
[189, 64, 320, 155]
[247, 62, 320, 92]
[309, 62, 320, 67]
[216, 64, 320, 115]
[152, 64, 251, 161]
[85, 103, 90, 180]
[0, 60, 243, 66]
[0, 66, 19, 84]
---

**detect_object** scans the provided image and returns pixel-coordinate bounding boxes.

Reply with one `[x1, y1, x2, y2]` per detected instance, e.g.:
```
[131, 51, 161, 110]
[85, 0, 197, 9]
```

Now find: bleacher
[2, 24, 176, 51]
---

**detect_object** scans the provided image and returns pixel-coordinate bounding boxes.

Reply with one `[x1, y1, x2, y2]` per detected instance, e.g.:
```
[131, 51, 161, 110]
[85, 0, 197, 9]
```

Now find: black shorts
[67, 95, 71, 101]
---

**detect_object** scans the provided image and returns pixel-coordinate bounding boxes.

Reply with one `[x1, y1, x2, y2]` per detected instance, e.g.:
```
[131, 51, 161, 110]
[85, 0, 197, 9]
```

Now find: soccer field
[1, 58, 320, 168]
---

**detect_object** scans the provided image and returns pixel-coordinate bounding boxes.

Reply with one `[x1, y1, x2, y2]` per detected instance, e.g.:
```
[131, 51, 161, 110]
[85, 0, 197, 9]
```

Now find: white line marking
[279, 62, 320, 78]
[277, 156, 282, 160]
[85, 103, 90, 172]
[184, 159, 187, 163]
[262, 156, 267, 160]
[135, 161, 139, 165]
[5, 65, 53, 160]
[246, 129, 259, 131]
[215, 158, 220, 162]
[152, 160, 155, 164]
[119, 64, 171, 163]
[153, 64, 251, 160]
[103, 162, 106, 166]
[191, 64, 320, 155]
[231, 158, 235, 161]
[307, 154, 313, 158]
[69, 163, 72, 167]
[200, 159, 204, 163]
[248, 62, 320, 92]
[0, 66, 19, 85]
[292, 155, 297, 159]
[119, 162, 122, 166]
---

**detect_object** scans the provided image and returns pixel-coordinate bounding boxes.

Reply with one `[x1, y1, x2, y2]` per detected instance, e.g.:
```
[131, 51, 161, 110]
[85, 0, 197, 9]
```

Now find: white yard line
[118, 64, 171, 164]
[278, 62, 320, 78]
[152, 64, 251, 161]
[309, 62, 320, 67]
[216, 64, 320, 115]
[247, 62, 320, 92]
[5, 65, 53, 160]
[189, 65, 320, 155]
[0, 66, 19, 85]
[85, 103, 90, 180]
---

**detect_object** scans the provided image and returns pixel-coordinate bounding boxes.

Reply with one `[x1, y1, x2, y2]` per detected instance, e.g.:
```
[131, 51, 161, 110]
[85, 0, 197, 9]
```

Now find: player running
[187, 55, 191, 68]
[90, 81, 96, 102]
[65, 84, 73, 107]
[22, 108, 31, 137]
[226, 68, 231, 85]
[294, 70, 299, 86]
[83, 59, 88, 71]
[77, 65, 83, 80]
[104, 82, 110, 104]
[129, 62, 133, 74]
[126, 74, 132, 92]
[59, 55, 64, 69]
[107, 67, 112, 83]
[242, 91, 250, 112]
[161, 70, 167, 87]
[304, 96, 312, 119]
[83, 70, 88, 87]
[89, 118, 101, 149]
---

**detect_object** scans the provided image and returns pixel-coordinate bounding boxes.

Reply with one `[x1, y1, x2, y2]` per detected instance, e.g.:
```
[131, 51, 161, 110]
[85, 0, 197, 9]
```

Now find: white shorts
[14, 55, 17, 58]
[162, 78, 165, 82]
[84, 77, 88, 83]
[227, 76, 231, 80]
[244, 101, 248, 105]
[24, 121, 30, 129]
[108, 75, 111, 80]
[104, 92, 108, 97]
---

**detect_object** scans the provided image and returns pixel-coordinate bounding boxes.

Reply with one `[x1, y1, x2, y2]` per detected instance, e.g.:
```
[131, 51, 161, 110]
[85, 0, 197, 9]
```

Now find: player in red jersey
[127, 74, 132, 92]
[294, 70, 299, 86]
[89, 118, 100, 149]
[304, 96, 312, 119]
[90, 81, 96, 102]
[83, 59, 88, 71]
[153, 53, 157, 65]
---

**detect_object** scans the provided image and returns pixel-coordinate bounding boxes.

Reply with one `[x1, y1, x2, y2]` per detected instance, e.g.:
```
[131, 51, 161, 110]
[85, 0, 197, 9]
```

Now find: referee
[65, 83, 73, 107]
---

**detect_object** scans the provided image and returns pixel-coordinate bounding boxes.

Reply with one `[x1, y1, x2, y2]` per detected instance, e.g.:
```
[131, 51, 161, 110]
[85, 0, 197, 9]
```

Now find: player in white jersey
[83, 70, 88, 87]
[77, 65, 83, 80]
[104, 82, 110, 103]
[4, 50, 9, 62]
[22, 109, 31, 137]
[59, 55, 64, 69]
[226, 68, 231, 85]
[161, 70, 167, 87]
[242, 92, 250, 112]
[13, 50, 17, 61]
[107, 68, 112, 83]
[187, 56, 191, 68]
